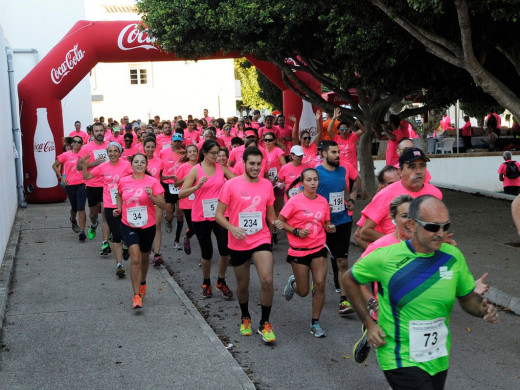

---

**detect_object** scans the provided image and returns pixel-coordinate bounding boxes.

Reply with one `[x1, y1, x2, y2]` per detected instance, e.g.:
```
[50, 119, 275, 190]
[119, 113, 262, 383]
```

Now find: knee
[337, 258, 349, 271]
[312, 280, 326, 294]
[260, 275, 273, 289]
[296, 284, 309, 297]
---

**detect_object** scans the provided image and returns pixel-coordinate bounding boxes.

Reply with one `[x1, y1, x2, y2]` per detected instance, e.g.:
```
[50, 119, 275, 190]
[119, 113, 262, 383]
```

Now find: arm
[52, 159, 64, 180]
[215, 201, 247, 240]
[349, 176, 361, 203]
[385, 129, 397, 141]
[178, 167, 202, 199]
[113, 193, 123, 217]
[222, 165, 237, 180]
[276, 214, 310, 238]
[328, 107, 341, 140]
[289, 115, 299, 145]
[354, 120, 365, 137]
[458, 292, 499, 323]
[360, 217, 385, 242]
[81, 158, 94, 181]
[372, 124, 388, 141]
[499, 173, 504, 182]
[146, 188, 166, 210]
[313, 110, 322, 145]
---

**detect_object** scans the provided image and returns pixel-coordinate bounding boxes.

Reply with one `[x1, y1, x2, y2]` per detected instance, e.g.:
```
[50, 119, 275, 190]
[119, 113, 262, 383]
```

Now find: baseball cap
[290, 145, 305, 156]
[113, 126, 121, 133]
[399, 147, 429, 165]
[125, 123, 132, 131]
[244, 130, 256, 138]
[172, 133, 183, 142]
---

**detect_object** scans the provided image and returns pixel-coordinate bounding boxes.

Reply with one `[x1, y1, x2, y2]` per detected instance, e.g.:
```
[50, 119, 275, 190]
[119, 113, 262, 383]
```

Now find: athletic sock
[311, 318, 319, 325]
[260, 305, 271, 325]
[217, 277, 226, 285]
[203, 278, 210, 286]
[240, 302, 251, 319]
[140, 281, 146, 286]
[175, 221, 184, 242]
[340, 295, 347, 302]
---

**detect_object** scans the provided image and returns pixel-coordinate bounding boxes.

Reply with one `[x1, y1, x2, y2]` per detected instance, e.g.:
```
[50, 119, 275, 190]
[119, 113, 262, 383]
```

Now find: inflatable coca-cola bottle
[33, 108, 58, 188]
[299, 99, 318, 142]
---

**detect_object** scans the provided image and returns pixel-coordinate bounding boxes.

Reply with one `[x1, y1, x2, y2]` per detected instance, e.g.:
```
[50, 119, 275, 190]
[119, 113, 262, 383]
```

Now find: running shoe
[139, 284, 147, 299]
[173, 242, 181, 250]
[335, 288, 341, 294]
[284, 275, 295, 301]
[122, 243, 129, 260]
[116, 264, 126, 278]
[78, 231, 86, 242]
[70, 218, 80, 233]
[216, 281, 233, 299]
[183, 235, 191, 255]
[339, 300, 355, 315]
[258, 322, 276, 343]
[240, 317, 253, 336]
[100, 241, 111, 256]
[353, 325, 371, 363]
[132, 294, 142, 309]
[201, 284, 212, 299]
[87, 223, 97, 240]
[165, 220, 173, 233]
[152, 254, 163, 267]
[310, 322, 326, 338]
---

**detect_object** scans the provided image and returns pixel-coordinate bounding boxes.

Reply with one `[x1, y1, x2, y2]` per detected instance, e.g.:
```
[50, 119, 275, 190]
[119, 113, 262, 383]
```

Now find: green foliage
[234, 58, 273, 112]
[257, 69, 283, 111]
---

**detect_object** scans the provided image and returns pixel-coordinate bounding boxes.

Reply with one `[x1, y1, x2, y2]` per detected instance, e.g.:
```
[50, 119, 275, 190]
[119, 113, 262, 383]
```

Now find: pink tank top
[192, 163, 226, 222]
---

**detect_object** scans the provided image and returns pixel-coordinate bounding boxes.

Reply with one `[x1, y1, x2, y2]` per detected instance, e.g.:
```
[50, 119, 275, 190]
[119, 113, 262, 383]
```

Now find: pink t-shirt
[334, 133, 359, 170]
[498, 161, 520, 187]
[121, 145, 139, 158]
[176, 162, 197, 209]
[386, 126, 410, 166]
[90, 160, 132, 207]
[277, 125, 293, 155]
[118, 174, 164, 229]
[218, 134, 234, 150]
[159, 148, 184, 184]
[461, 122, 472, 137]
[218, 175, 275, 250]
[278, 163, 305, 201]
[191, 163, 226, 222]
[69, 130, 89, 144]
[301, 143, 318, 168]
[229, 144, 267, 166]
[145, 157, 164, 181]
[361, 180, 442, 235]
[280, 192, 330, 257]
[265, 146, 285, 181]
[362, 233, 400, 257]
[233, 159, 268, 178]
[156, 134, 172, 150]
[57, 150, 83, 186]
[78, 141, 110, 187]
[183, 130, 201, 146]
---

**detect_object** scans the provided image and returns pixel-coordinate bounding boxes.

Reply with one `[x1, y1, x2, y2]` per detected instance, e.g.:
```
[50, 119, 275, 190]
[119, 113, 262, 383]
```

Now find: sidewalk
[0, 203, 254, 389]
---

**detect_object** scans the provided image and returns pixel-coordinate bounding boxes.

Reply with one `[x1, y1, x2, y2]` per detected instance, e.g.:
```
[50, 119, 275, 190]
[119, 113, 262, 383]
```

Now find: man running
[215, 147, 278, 343]
[345, 195, 499, 390]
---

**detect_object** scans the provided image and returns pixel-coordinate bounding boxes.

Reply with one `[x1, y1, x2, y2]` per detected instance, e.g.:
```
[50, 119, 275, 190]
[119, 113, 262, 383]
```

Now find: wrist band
[292, 228, 300, 237]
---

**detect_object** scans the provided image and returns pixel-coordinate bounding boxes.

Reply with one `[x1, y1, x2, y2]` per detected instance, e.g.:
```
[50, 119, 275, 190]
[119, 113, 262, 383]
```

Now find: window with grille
[130, 68, 147, 85]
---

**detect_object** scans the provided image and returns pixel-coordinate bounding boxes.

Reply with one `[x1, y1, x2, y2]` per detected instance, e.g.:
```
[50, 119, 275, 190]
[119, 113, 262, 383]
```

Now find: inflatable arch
[18, 20, 321, 203]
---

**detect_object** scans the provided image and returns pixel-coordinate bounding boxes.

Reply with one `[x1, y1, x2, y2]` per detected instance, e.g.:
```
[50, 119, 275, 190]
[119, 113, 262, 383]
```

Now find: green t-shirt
[351, 240, 475, 376]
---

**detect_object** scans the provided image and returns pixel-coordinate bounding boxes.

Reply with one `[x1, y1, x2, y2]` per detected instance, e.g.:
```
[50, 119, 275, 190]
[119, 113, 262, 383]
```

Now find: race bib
[169, 184, 180, 195]
[127, 206, 148, 228]
[239, 212, 263, 235]
[162, 143, 171, 149]
[93, 149, 108, 161]
[288, 188, 300, 198]
[267, 167, 277, 180]
[329, 192, 345, 213]
[188, 193, 195, 201]
[109, 187, 118, 205]
[409, 318, 448, 363]
[202, 198, 218, 218]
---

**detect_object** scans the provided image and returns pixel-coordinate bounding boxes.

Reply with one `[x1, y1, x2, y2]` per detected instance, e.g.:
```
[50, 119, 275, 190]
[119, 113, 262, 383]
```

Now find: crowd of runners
[53, 109, 502, 390]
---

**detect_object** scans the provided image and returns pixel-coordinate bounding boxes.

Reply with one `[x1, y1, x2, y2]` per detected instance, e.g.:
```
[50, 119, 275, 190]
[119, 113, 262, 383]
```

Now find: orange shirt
[322, 119, 341, 140]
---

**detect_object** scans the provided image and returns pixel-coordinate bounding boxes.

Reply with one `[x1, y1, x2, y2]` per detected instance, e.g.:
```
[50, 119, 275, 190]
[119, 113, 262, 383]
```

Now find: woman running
[179, 140, 235, 299]
[263, 131, 286, 215]
[52, 136, 87, 240]
[82, 142, 132, 277]
[115, 153, 166, 309]
[275, 168, 335, 338]
[277, 145, 306, 202]
[292, 113, 322, 168]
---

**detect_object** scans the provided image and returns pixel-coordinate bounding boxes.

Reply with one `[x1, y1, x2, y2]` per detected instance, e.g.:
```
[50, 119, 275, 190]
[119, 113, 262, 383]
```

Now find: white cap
[290, 145, 305, 156]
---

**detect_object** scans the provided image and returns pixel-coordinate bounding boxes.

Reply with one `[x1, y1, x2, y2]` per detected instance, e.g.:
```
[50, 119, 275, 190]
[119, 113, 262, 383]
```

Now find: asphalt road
[162, 188, 520, 390]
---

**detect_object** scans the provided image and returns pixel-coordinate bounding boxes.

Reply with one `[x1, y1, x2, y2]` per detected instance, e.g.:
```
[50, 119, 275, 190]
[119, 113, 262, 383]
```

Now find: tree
[370, 0, 520, 121]
[137, 0, 495, 194]
[234, 58, 273, 113]
[257, 69, 283, 111]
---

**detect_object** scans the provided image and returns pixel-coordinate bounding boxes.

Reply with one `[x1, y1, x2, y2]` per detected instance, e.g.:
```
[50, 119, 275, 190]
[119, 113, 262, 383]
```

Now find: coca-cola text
[50, 44, 85, 85]
[117, 23, 157, 51]
[34, 141, 56, 153]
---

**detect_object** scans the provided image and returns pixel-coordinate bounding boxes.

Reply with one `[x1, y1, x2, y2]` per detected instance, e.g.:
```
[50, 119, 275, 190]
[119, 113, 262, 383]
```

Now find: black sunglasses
[302, 137, 311, 141]
[71, 140, 83, 144]
[414, 219, 451, 233]
[264, 138, 274, 142]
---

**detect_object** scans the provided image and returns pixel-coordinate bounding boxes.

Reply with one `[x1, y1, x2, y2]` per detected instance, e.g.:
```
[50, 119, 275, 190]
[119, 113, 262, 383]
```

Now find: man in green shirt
[345, 195, 499, 390]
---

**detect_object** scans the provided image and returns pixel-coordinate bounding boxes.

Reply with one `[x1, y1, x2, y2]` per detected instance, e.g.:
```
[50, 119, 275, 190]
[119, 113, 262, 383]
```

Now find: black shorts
[325, 221, 352, 259]
[161, 182, 180, 204]
[192, 220, 229, 260]
[85, 186, 103, 207]
[383, 367, 448, 390]
[64, 184, 86, 212]
[104, 208, 122, 243]
[120, 223, 156, 253]
[229, 243, 272, 267]
[504, 186, 520, 196]
[286, 247, 327, 267]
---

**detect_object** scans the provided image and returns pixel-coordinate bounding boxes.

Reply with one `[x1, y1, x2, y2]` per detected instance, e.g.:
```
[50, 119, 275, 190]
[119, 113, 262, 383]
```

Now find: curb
[432, 182, 517, 201]
[158, 267, 256, 390]
[485, 287, 520, 315]
[0, 211, 22, 335]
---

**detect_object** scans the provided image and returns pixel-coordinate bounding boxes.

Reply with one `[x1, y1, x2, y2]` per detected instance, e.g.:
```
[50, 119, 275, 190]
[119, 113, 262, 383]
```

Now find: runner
[217, 147, 230, 168]
[315, 140, 356, 316]
[76, 122, 110, 251]
[218, 124, 234, 150]
[155, 120, 173, 150]
[82, 142, 132, 276]
[292, 112, 322, 167]
[233, 139, 268, 177]
[345, 195, 499, 390]
[174, 144, 198, 255]
[69, 121, 89, 144]
[275, 114, 295, 160]
[215, 147, 278, 343]
[179, 140, 235, 299]
[263, 131, 286, 215]
[52, 136, 87, 240]
[278, 146, 306, 201]
[115, 153, 166, 309]
[275, 168, 335, 338]
[327, 107, 364, 173]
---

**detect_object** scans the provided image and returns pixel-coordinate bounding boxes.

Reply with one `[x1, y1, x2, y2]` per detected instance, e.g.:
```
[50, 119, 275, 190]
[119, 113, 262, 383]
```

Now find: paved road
[163, 188, 520, 389]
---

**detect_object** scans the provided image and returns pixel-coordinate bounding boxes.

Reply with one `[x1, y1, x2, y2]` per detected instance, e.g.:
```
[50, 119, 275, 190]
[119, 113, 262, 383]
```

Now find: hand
[113, 208, 121, 217]
[325, 224, 336, 233]
[366, 322, 387, 348]
[145, 186, 153, 197]
[230, 226, 247, 240]
[278, 182, 285, 190]
[474, 272, 489, 296]
[314, 110, 322, 121]
[61, 177, 68, 186]
[346, 199, 355, 211]
[299, 229, 311, 238]
[333, 107, 341, 119]
[444, 232, 457, 246]
[197, 176, 208, 188]
[288, 115, 297, 123]
[481, 298, 499, 324]
[82, 152, 91, 161]
[354, 120, 361, 128]
[272, 220, 283, 231]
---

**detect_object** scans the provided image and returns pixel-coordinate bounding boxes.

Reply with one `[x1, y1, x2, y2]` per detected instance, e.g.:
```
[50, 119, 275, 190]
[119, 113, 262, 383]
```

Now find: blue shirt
[316, 164, 351, 226]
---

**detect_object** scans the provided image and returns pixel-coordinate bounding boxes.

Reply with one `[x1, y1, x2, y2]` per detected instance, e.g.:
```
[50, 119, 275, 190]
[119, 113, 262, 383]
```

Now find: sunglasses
[339, 128, 351, 132]
[72, 140, 83, 144]
[264, 138, 274, 142]
[302, 137, 311, 141]
[414, 219, 451, 232]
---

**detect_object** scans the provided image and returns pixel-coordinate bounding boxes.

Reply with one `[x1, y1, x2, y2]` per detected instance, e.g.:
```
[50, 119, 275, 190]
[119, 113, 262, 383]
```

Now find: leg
[337, 257, 350, 296]
[233, 261, 251, 305]
[213, 221, 230, 280]
[252, 251, 274, 308]
[100, 203, 109, 241]
[129, 244, 143, 295]
[309, 257, 327, 320]
[152, 206, 162, 255]
[174, 204, 184, 244]
[291, 262, 310, 297]
[140, 251, 151, 283]
[164, 202, 174, 224]
[78, 210, 87, 231]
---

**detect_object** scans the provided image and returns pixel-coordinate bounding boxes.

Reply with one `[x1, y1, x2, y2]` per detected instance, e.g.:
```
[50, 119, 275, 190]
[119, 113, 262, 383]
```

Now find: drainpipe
[6, 48, 27, 207]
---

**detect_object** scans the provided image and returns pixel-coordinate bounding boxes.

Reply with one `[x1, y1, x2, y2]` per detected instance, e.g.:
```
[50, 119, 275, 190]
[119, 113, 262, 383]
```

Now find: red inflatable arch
[18, 20, 321, 203]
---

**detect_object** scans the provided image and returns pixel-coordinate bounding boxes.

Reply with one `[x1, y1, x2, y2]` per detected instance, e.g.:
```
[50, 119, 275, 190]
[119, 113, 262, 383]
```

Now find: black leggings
[104, 208, 122, 243]
[183, 209, 196, 239]
[192, 220, 229, 260]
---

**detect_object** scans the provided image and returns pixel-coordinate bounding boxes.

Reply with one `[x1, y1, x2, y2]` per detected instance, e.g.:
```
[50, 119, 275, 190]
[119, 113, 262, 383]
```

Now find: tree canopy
[234, 58, 274, 113]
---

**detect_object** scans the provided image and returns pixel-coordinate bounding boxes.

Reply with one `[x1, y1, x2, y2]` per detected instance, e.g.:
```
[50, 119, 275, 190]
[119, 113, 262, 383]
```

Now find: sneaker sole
[310, 331, 326, 338]
[215, 286, 233, 299]
[339, 309, 355, 315]
[116, 270, 126, 278]
[353, 337, 371, 363]
[257, 329, 275, 343]
[132, 305, 142, 309]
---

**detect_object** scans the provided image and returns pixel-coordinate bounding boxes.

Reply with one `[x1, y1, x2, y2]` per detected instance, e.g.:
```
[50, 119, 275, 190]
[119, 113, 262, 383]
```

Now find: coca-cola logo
[51, 44, 85, 85]
[117, 23, 157, 51]
[34, 141, 56, 153]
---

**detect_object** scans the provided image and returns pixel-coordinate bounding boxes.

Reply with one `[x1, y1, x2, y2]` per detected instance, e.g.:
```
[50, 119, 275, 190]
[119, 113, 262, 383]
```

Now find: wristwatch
[292, 228, 300, 237]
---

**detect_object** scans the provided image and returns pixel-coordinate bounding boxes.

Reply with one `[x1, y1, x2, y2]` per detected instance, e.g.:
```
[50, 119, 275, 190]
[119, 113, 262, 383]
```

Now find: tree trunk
[358, 127, 377, 198]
